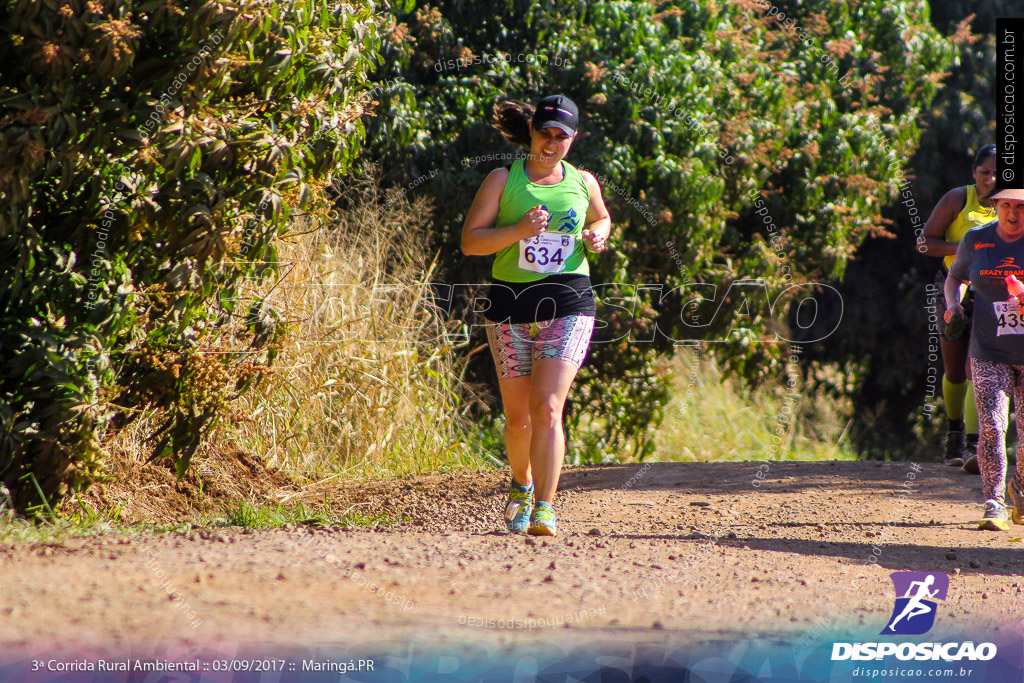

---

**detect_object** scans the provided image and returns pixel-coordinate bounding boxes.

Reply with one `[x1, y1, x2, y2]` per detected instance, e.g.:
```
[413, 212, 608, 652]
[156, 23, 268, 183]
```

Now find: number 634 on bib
[519, 233, 575, 274]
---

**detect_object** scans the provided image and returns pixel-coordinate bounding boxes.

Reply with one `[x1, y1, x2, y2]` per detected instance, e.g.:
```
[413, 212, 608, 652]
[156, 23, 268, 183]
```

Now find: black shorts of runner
[483, 274, 596, 324]
[933, 267, 972, 342]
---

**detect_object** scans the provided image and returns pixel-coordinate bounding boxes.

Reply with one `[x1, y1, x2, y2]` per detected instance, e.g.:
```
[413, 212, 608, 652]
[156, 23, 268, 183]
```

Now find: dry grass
[653, 345, 857, 462]
[219, 177, 486, 478]
[68, 172, 485, 528]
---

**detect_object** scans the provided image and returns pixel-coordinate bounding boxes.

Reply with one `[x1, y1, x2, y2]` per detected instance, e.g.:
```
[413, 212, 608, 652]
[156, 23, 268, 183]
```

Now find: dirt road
[1, 461, 1022, 663]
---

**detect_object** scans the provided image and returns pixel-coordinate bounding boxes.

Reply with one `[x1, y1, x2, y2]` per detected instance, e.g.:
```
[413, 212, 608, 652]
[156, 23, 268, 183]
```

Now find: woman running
[943, 187, 1024, 530]
[461, 94, 611, 536]
[921, 145, 997, 469]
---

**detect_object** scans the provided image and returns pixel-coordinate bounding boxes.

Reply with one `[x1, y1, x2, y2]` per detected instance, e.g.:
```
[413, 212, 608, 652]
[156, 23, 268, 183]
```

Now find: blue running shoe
[505, 479, 533, 533]
[528, 501, 556, 536]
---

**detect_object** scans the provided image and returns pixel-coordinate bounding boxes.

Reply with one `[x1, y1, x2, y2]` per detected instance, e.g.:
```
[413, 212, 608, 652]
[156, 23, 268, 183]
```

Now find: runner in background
[461, 95, 611, 536]
[944, 187, 1024, 531]
[920, 145, 997, 470]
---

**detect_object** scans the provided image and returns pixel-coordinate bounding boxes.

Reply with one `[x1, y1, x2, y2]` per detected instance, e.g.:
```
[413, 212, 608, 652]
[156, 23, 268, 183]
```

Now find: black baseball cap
[532, 94, 579, 135]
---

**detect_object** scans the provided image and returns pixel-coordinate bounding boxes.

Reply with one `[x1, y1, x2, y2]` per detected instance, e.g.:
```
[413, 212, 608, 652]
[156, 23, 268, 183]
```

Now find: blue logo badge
[539, 205, 579, 233]
[556, 207, 580, 232]
[881, 572, 948, 635]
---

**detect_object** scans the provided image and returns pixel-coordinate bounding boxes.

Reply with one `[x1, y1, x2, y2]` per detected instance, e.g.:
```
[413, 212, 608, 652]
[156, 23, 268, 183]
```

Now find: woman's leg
[961, 357, 982, 474]
[970, 359, 1011, 503]
[528, 357, 581, 504]
[939, 262, 970, 416]
[1011, 365, 1024, 485]
[940, 338, 971, 465]
[941, 338, 970, 385]
[486, 322, 534, 486]
[498, 375, 533, 486]
[1008, 365, 1024, 523]
[964, 352, 978, 434]
[528, 315, 594, 504]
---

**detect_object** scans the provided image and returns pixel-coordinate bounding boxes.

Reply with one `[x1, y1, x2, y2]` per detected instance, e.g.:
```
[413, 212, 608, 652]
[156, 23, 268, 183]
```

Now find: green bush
[0, 0, 381, 511]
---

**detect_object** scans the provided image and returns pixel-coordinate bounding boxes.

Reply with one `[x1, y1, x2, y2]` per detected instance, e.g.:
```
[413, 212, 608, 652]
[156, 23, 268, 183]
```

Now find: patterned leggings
[485, 315, 595, 379]
[971, 359, 1024, 503]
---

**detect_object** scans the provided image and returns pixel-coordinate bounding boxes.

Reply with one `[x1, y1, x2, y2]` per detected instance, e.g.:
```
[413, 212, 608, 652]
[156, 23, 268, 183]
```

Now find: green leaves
[361, 0, 952, 459]
[0, 0, 383, 511]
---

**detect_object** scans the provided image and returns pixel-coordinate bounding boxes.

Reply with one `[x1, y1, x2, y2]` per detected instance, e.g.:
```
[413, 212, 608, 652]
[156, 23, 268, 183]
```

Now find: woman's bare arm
[461, 169, 546, 255]
[580, 171, 611, 253]
[921, 187, 967, 258]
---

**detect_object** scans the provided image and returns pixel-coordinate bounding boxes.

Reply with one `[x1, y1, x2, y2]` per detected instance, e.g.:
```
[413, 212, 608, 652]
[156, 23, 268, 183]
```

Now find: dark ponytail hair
[973, 144, 996, 170]
[491, 100, 534, 149]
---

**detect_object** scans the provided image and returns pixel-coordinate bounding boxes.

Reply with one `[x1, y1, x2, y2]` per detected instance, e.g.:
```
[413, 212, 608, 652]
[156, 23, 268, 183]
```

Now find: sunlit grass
[652, 346, 858, 463]
[0, 493, 173, 544]
[205, 500, 398, 530]
[0, 495, 396, 542]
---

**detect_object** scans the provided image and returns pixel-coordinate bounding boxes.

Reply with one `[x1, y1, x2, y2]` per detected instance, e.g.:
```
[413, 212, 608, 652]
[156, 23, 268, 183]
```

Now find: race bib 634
[518, 233, 574, 274]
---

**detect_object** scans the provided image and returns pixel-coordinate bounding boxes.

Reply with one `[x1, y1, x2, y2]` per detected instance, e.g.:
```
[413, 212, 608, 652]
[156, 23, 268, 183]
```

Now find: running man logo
[540, 205, 580, 233]
[880, 572, 948, 635]
[980, 256, 1024, 277]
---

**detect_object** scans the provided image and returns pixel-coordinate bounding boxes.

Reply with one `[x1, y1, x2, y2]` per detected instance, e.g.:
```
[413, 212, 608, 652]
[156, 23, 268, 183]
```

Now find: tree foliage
[0, 0, 380, 509]
[805, 2, 1000, 458]
[363, 0, 955, 458]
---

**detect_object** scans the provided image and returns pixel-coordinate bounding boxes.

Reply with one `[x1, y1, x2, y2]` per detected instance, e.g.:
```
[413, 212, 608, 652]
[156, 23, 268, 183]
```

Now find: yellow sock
[964, 381, 978, 435]
[942, 375, 967, 422]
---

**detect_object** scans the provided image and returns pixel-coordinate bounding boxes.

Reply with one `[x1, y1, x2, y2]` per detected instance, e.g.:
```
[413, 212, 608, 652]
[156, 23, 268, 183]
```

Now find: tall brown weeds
[224, 176, 483, 477]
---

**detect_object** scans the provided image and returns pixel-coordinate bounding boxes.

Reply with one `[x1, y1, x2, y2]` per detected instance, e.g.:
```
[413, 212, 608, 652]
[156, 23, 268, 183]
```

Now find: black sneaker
[961, 434, 979, 474]
[943, 430, 967, 467]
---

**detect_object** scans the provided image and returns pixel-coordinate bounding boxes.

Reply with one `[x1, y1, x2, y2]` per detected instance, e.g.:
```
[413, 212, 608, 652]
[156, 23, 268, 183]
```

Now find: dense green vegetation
[0, 0, 380, 510]
[364, 0, 960, 460]
[1, 0, 1005, 514]
[809, 3, 1005, 458]
[653, 347, 857, 465]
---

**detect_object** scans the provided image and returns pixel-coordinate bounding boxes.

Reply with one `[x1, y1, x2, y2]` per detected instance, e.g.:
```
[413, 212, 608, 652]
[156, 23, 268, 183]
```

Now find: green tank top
[492, 159, 591, 283]
[944, 184, 996, 270]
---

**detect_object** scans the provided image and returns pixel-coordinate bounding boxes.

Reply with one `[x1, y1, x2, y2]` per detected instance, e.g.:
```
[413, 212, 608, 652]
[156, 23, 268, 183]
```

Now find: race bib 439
[994, 301, 1024, 336]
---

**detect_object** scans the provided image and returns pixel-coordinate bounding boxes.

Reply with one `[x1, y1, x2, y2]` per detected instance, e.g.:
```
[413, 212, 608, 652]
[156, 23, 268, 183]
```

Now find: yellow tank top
[944, 184, 996, 270]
